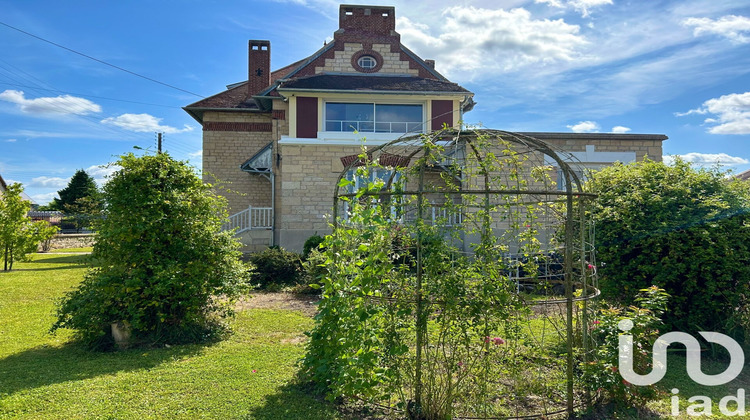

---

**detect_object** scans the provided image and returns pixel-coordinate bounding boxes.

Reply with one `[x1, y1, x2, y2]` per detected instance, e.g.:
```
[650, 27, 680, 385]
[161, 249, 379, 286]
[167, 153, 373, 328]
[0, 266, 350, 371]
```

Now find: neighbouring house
[28, 211, 63, 226]
[185, 4, 668, 252]
[735, 168, 750, 181]
[0, 175, 38, 208]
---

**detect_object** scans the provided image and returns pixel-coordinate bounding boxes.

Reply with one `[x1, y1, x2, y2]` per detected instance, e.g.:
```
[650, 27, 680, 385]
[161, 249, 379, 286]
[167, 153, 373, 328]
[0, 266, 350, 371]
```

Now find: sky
[1, 0, 749, 204]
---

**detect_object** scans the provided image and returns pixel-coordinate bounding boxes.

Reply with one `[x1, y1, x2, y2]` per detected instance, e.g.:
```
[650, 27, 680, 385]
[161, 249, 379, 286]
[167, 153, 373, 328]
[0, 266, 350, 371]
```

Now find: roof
[277, 74, 471, 94]
[735, 168, 750, 181]
[0, 173, 6, 191]
[517, 132, 669, 141]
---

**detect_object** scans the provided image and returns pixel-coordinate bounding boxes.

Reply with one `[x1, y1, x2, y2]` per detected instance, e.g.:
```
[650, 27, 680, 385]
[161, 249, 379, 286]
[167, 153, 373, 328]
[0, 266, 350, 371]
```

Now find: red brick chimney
[248, 40, 271, 97]
[338, 5, 396, 36]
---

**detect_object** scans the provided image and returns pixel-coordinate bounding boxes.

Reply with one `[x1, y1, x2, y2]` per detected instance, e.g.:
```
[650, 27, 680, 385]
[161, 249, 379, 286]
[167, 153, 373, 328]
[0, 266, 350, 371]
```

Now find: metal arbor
[329, 129, 599, 419]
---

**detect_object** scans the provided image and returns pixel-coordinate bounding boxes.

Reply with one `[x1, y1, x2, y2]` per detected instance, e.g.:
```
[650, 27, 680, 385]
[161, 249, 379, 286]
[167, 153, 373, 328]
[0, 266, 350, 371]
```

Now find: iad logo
[618, 319, 746, 416]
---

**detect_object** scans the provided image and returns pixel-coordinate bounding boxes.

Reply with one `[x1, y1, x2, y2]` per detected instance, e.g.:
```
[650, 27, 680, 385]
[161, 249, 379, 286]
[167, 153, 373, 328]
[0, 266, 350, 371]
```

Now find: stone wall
[277, 143, 364, 250]
[41, 233, 95, 251]
[202, 111, 280, 215]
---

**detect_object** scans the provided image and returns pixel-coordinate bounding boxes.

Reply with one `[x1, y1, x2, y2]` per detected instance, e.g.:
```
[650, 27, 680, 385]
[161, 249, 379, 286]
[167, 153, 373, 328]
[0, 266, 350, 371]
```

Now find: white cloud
[86, 164, 120, 178]
[5, 139, 16, 142]
[101, 113, 194, 134]
[678, 91, 750, 134]
[0, 90, 101, 116]
[86, 164, 121, 186]
[683, 15, 750, 44]
[611, 126, 631, 133]
[189, 150, 203, 159]
[536, 0, 613, 17]
[674, 108, 708, 117]
[28, 176, 69, 189]
[664, 152, 749, 166]
[567, 120, 599, 133]
[397, 6, 587, 79]
[30, 192, 59, 205]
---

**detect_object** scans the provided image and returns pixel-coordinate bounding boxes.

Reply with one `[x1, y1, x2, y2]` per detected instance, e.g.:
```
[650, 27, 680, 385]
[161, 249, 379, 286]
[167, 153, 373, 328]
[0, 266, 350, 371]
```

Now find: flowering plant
[580, 286, 669, 408]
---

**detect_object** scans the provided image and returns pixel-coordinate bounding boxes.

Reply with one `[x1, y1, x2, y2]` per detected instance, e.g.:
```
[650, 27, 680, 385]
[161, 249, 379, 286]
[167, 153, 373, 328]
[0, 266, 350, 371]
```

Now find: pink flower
[252, 369, 257, 373]
[592, 320, 601, 325]
[492, 337, 505, 345]
[587, 264, 595, 270]
[457, 361, 464, 367]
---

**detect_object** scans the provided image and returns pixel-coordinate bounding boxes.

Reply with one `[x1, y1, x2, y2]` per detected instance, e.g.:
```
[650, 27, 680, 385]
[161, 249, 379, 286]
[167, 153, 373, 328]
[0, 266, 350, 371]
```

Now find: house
[0, 173, 6, 196]
[185, 4, 667, 252]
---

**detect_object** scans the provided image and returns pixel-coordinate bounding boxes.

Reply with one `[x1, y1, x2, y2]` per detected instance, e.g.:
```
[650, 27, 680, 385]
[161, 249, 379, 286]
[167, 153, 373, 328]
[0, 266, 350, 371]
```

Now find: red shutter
[431, 100, 453, 131]
[296, 97, 318, 138]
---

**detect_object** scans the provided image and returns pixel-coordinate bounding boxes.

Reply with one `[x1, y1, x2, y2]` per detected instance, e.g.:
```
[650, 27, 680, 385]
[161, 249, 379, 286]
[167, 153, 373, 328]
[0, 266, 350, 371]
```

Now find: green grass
[0, 254, 345, 419]
[2, 255, 748, 419]
[48, 247, 93, 253]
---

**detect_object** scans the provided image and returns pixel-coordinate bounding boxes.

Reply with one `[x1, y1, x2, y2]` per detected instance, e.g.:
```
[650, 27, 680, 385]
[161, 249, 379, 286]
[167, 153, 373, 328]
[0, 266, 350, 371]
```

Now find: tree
[0, 183, 59, 271]
[52, 153, 251, 348]
[54, 169, 99, 211]
[586, 158, 750, 335]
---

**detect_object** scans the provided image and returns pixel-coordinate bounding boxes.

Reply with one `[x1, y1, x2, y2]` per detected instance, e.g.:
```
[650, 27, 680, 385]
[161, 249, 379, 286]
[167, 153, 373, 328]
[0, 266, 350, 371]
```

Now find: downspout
[270, 170, 276, 247]
[271, 117, 280, 247]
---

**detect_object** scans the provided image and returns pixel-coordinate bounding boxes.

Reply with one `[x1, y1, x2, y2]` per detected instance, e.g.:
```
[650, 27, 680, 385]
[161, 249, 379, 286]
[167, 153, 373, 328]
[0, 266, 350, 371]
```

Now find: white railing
[430, 205, 463, 227]
[225, 206, 273, 234]
[325, 120, 423, 133]
[343, 203, 463, 227]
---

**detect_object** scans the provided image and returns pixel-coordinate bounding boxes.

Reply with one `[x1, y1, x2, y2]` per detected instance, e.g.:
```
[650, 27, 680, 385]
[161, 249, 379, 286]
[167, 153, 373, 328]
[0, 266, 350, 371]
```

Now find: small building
[185, 4, 667, 252]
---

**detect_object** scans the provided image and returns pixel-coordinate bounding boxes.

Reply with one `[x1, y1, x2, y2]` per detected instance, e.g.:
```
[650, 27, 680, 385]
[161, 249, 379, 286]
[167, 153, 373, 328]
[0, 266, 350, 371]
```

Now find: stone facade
[202, 111, 277, 215]
[316, 42, 419, 75]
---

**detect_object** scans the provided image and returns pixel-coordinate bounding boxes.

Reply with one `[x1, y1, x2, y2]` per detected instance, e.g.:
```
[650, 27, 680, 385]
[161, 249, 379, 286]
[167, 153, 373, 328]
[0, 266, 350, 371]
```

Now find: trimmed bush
[302, 234, 325, 259]
[586, 158, 750, 336]
[248, 247, 303, 289]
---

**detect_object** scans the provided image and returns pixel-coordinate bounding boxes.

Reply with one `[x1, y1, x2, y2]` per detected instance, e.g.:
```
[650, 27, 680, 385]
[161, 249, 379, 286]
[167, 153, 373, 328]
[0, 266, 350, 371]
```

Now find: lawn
[0, 253, 345, 419]
[1, 253, 747, 419]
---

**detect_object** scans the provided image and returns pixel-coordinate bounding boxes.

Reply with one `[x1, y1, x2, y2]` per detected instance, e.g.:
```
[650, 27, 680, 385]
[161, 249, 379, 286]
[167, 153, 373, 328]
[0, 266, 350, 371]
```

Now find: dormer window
[357, 55, 377, 70]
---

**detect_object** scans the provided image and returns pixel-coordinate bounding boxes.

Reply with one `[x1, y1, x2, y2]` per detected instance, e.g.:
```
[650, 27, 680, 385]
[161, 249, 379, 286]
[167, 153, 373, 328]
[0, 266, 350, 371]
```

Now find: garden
[2, 135, 750, 419]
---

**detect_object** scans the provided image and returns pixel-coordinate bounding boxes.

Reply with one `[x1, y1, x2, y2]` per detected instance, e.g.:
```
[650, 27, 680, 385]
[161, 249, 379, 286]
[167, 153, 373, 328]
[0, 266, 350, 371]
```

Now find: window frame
[357, 55, 377, 70]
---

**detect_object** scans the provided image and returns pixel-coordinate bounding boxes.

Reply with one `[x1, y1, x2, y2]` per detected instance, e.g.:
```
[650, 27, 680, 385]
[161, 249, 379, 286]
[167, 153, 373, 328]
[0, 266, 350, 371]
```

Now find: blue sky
[1, 0, 749, 204]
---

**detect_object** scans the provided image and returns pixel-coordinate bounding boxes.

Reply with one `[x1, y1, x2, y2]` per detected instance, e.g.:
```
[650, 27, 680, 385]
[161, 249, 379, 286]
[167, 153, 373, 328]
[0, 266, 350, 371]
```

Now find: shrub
[248, 247, 303, 289]
[0, 183, 59, 270]
[302, 234, 325, 259]
[51, 153, 250, 349]
[586, 158, 750, 335]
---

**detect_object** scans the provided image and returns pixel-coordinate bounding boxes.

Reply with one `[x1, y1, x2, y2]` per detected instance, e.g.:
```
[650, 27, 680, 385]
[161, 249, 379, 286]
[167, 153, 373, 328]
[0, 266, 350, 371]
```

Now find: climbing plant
[302, 129, 598, 419]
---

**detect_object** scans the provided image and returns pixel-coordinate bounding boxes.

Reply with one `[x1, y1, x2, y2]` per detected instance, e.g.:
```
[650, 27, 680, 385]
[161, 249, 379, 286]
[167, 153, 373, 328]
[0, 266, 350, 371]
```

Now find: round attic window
[357, 55, 377, 69]
[352, 50, 383, 73]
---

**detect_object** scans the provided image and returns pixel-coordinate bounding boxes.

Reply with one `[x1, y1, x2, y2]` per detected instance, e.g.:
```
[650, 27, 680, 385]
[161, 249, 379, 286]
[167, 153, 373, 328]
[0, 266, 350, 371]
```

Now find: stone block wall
[202, 111, 276, 215]
[277, 143, 365, 250]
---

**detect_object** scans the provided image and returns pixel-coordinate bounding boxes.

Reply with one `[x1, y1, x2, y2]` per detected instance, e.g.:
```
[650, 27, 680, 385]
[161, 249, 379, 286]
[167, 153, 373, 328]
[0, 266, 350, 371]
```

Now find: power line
[0, 20, 205, 98]
[0, 82, 179, 108]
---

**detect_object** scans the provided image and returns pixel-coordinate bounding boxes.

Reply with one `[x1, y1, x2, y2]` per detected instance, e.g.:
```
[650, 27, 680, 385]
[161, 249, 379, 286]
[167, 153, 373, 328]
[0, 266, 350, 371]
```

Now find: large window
[325, 102, 423, 133]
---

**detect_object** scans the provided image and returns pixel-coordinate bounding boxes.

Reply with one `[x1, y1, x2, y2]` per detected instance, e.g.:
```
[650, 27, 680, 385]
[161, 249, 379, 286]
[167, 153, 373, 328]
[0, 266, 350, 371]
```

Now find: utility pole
[157, 132, 163, 153]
